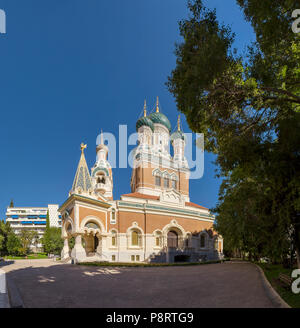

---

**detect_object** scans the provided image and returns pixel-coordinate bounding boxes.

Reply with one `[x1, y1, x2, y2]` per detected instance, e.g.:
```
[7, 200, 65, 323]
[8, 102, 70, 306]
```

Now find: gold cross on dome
[80, 143, 87, 153]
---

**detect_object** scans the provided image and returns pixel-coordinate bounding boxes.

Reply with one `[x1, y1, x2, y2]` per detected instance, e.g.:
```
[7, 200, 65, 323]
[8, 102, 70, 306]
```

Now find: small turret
[171, 115, 187, 163]
[91, 130, 113, 199]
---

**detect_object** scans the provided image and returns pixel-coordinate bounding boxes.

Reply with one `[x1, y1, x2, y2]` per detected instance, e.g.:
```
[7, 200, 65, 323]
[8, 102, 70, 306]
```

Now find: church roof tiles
[71, 143, 92, 193]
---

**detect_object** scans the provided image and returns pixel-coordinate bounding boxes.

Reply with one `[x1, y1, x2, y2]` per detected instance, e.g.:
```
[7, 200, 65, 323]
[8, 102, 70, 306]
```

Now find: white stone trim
[80, 215, 106, 233]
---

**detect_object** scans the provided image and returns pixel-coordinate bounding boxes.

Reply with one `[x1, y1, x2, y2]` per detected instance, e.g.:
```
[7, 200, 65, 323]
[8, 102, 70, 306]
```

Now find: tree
[41, 211, 63, 255]
[7, 233, 22, 256]
[0, 220, 12, 256]
[31, 231, 40, 252]
[168, 0, 300, 266]
[19, 230, 36, 255]
[42, 227, 63, 255]
[0, 234, 4, 256]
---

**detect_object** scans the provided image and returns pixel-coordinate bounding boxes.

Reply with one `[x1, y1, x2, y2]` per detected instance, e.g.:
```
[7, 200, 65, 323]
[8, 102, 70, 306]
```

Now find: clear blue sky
[0, 0, 255, 219]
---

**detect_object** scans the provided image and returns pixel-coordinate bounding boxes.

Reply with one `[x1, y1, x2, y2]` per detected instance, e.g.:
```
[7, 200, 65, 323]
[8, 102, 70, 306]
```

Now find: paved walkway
[1, 259, 279, 308]
[0, 267, 9, 308]
[0, 293, 10, 308]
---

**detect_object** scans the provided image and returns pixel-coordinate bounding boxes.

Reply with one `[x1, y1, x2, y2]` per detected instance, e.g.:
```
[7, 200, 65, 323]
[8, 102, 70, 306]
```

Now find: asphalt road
[1, 259, 278, 308]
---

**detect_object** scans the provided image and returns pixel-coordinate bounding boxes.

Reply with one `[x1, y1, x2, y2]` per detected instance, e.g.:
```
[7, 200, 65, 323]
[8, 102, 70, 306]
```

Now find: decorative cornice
[134, 152, 189, 171]
[117, 201, 214, 220]
[59, 194, 111, 212]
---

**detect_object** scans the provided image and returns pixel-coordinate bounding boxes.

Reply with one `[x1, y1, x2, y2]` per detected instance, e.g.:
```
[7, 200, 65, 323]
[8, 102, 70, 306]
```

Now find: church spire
[144, 100, 147, 117]
[71, 143, 92, 194]
[80, 142, 87, 153]
[156, 96, 159, 113]
[177, 115, 181, 131]
[100, 129, 104, 145]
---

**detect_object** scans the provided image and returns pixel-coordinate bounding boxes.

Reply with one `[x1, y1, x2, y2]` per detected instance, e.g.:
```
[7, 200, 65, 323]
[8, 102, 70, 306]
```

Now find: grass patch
[77, 260, 223, 267]
[4, 253, 48, 260]
[257, 262, 300, 308]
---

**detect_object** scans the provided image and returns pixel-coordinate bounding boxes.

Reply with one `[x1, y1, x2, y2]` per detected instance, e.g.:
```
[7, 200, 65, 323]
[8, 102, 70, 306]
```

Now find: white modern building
[5, 204, 62, 251]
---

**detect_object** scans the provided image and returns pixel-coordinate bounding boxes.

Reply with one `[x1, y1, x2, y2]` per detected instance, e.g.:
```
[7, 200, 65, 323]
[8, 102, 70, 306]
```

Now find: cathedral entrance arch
[83, 222, 101, 255]
[94, 235, 99, 251]
[167, 230, 178, 248]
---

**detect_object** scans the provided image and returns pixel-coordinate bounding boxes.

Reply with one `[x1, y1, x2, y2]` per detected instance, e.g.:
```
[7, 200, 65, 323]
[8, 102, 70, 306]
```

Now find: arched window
[131, 230, 139, 246]
[97, 172, 106, 184]
[154, 231, 162, 247]
[111, 209, 116, 224]
[164, 177, 169, 188]
[156, 237, 160, 246]
[172, 180, 177, 189]
[85, 222, 100, 230]
[111, 230, 117, 247]
[155, 176, 161, 186]
[200, 234, 206, 248]
[167, 230, 178, 248]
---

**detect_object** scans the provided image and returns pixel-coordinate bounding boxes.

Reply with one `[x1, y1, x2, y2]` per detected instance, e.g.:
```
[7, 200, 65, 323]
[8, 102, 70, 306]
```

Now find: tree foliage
[168, 0, 300, 266]
[6, 233, 22, 256]
[0, 221, 13, 256]
[42, 227, 63, 255]
[19, 230, 37, 255]
[41, 212, 63, 255]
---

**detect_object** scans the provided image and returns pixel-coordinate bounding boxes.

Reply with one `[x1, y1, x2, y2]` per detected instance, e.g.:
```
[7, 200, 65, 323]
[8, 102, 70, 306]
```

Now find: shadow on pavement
[3, 261, 277, 308]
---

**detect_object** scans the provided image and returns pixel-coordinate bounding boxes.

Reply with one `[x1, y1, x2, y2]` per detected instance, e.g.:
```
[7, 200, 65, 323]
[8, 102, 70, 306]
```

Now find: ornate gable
[160, 189, 185, 206]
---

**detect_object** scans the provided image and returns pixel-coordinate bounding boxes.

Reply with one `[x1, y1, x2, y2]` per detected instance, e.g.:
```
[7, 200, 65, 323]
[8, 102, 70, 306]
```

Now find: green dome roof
[170, 130, 186, 143]
[148, 112, 171, 132]
[136, 116, 154, 132]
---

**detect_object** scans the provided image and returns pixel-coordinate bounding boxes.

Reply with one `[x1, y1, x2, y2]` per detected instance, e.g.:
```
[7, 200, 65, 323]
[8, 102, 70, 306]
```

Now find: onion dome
[136, 100, 154, 132]
[147, 97, 171, 132]
[148, 112, 171, 132]
[136, 116, 154, 132]
[170, 115, 186, 143]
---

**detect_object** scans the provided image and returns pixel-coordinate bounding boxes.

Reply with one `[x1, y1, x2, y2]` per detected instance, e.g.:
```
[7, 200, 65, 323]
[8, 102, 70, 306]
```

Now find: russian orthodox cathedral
[59, 98, 223, 263]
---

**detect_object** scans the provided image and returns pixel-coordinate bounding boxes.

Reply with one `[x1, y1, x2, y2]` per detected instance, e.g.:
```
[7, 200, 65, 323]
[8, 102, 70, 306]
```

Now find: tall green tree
[168, 0, 300, 266]
[6, 233, 22, 256]
[42, 227, 63, 255]
[19, 230, 36, 255]
[0, 221, 13, 256]
[41, 211, 63, 255]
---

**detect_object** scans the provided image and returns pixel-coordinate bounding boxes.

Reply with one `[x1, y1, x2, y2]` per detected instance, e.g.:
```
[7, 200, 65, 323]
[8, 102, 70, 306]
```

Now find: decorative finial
[177, 115, 181, 131]
[80, 143, 87, 153]
[100, 129, 104, 145]
[144, 100, 147, 117]
[156, 96, 159, 113]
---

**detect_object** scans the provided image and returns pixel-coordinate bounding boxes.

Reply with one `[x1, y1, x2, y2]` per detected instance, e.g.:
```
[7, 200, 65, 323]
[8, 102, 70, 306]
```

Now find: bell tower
[131, 98, 190, 202]
[91, 130, 113, 200]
